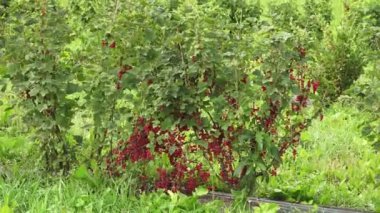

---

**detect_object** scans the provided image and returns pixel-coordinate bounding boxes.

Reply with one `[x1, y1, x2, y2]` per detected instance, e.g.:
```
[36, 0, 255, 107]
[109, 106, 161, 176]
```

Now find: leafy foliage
[2, 0, 325, 193]
[344, 62, 380, 150]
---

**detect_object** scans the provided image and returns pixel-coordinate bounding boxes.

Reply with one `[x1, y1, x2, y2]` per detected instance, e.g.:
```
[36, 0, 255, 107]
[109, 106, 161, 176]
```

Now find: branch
[201, 106, 217, 127]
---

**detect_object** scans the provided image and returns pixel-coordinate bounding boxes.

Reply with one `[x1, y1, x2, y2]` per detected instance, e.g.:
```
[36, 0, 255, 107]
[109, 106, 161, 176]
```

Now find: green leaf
[29, 87, 40, 96]
[73, 164, 88, 179]
[146, 48, 159, 61]
[161, 117, 173, 130]
[193, 187, 209, 197]
[194, 139, 208, 149]
[255, 132, 264, 151]
[73, 165, 98, 188]
[66, 83, 80, 94]
[169, 146, 177, 155]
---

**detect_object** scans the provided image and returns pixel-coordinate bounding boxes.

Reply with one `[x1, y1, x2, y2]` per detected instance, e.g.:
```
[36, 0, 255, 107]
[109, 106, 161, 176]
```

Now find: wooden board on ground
[200, 192, 371, 213]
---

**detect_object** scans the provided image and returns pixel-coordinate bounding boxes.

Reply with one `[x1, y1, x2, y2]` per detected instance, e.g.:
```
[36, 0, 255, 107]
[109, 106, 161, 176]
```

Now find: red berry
[299, 47, 306, 58]
[312, 80, 320, 94]
[292, 104, 300, 112]
[117, 71, 124, 80]
[203, 73, 208, 82]
[307, 80, 311, 90]
[292, 148, 297, 159]
[109, 41, 116, 48]
[116, 82, 121, 90]
[207, 186, 216, 191]
[270, 168, 277, 176]
[240, 74, 248, 84]
[101, 39, 108, 47]
[191, 55, 196, 63]
[123, 65, 133, 71]
[289, 73, 296, 80]
[199, 171, 210, 182]
[228, 97, 238, 108]
[186, 178, 197, 193]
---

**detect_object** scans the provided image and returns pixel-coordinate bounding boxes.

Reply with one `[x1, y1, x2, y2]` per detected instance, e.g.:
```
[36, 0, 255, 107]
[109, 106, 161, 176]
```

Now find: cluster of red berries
[155, 162, 210, 193]
[101, 40, 116, 48]
[198, 125, 239, 185]
[251, 48, 323, 169]
[115, 65, 133, 90]
[287, 60, 320, 112]
[106, 117, 211, 193]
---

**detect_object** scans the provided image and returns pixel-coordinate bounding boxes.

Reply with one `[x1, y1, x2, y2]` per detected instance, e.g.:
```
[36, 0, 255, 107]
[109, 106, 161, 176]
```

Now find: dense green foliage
[2, 0, 325, 190]
[0, 0, 379, 212]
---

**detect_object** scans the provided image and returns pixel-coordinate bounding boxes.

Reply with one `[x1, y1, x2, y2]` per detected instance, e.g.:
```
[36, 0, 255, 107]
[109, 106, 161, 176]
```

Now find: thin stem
[201, 106, 216, 127]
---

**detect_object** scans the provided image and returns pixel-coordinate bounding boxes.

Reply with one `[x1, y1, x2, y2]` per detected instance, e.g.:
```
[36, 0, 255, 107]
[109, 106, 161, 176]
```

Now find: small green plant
[253, 203, 280, 213]
[0, 197, 14, 213]
[135, 188, 223, 213]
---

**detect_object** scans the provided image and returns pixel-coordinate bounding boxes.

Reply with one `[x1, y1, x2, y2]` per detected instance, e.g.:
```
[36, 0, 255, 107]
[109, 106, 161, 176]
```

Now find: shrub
[312, 1, 380, 103]
[96, 1, 323, 192]
[4, 1, 75, 173]
[3, 0, 323, 193]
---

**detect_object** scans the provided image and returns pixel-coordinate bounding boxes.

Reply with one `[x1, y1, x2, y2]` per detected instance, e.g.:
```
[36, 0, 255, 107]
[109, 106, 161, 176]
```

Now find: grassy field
[257, 105, 380, 211]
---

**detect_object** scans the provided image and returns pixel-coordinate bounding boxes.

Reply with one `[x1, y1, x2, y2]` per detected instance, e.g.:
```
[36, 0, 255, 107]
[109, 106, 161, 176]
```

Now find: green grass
[257, 104, 380, 211]
[1, 178, 133, 212]
[0, 177, 229, 213]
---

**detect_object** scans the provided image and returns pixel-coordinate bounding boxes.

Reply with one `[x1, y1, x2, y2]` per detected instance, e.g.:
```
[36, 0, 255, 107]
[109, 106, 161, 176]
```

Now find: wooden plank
[200, 192, 372, 213]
